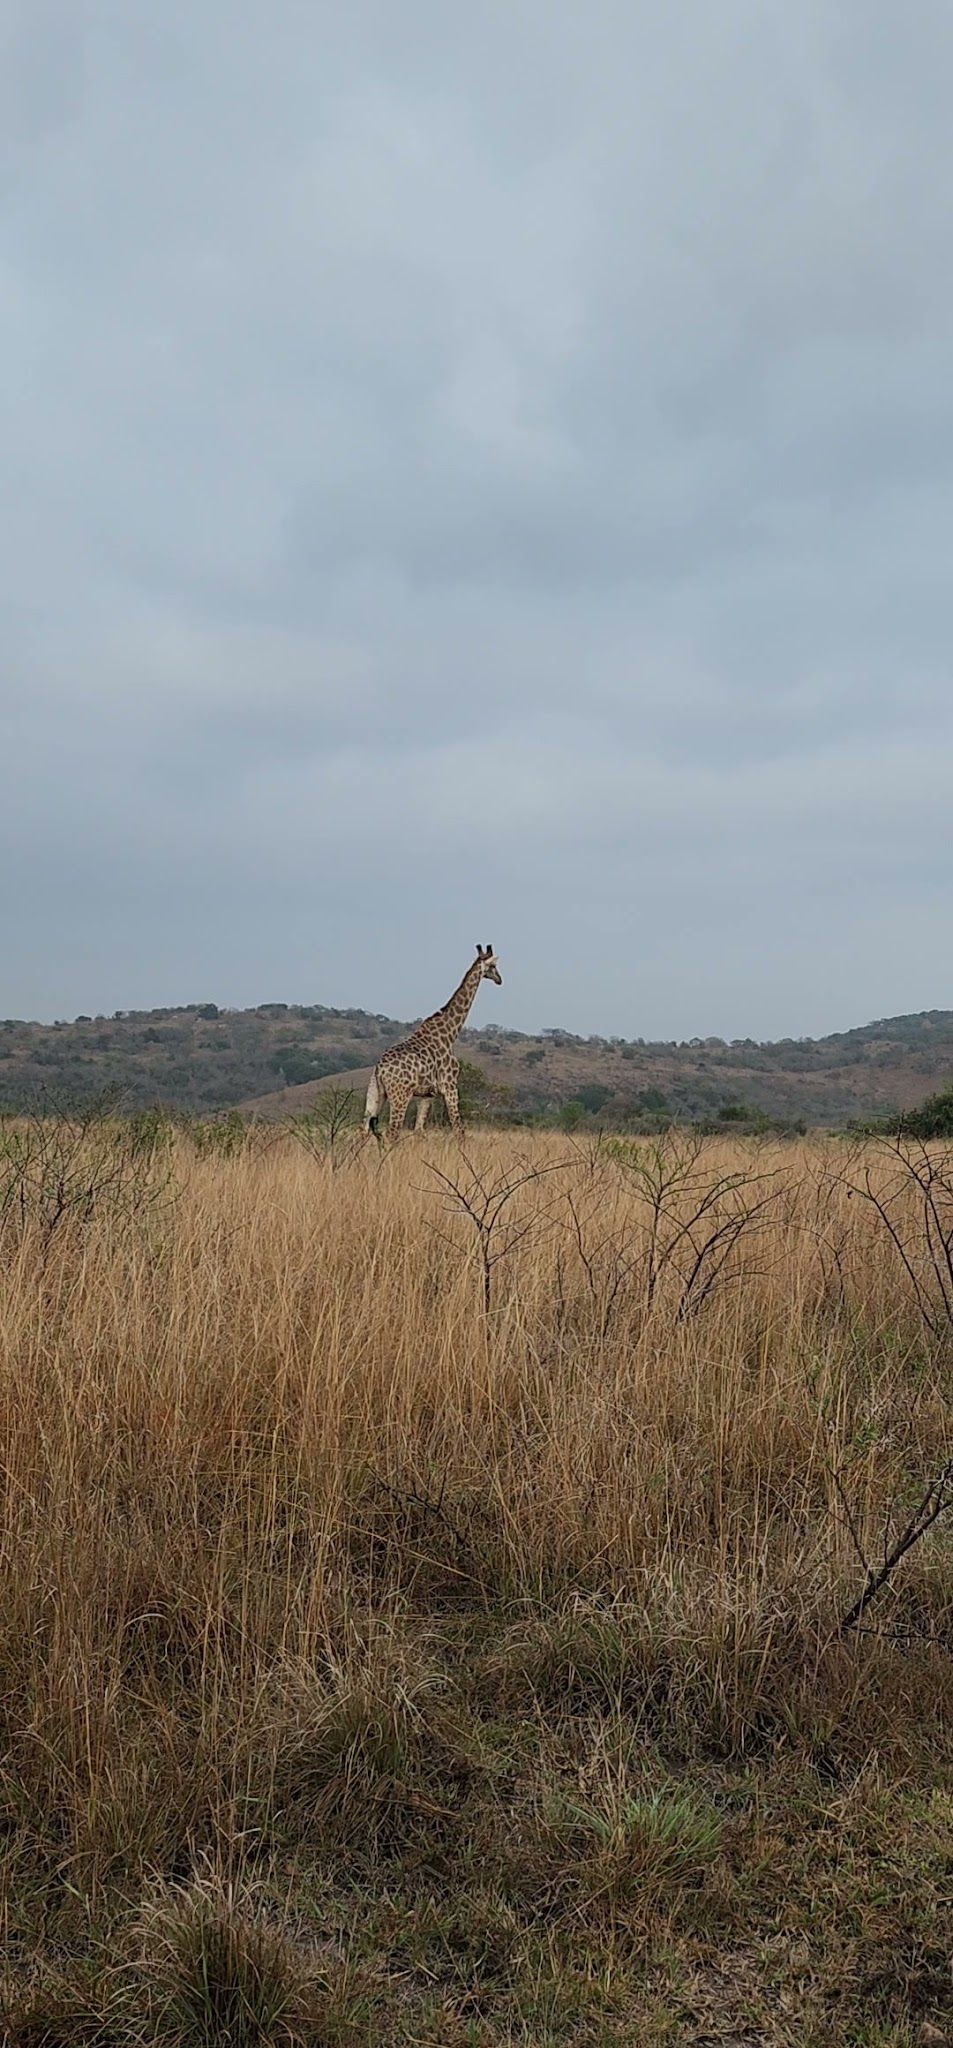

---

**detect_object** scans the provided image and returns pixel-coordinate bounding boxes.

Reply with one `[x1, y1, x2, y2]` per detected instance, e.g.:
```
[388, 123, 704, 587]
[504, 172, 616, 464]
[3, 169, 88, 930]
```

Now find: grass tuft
[127, 1874, 358, 2047]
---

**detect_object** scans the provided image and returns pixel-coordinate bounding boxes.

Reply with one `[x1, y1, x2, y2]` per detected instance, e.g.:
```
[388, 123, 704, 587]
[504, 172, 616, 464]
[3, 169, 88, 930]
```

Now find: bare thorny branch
[0, 1095, 173, 1264]
[590, 1135, 782, 1322]
[835, 1457, 953, 1635]
[367, 1467, 477, 1574]
[564, 1184, 640, 1340]
[838, 1135, 953, 1341]
[423, 1136, 783, 1338]
[284, 1089, 363, 1172]
[423, 1151, 568, 1317]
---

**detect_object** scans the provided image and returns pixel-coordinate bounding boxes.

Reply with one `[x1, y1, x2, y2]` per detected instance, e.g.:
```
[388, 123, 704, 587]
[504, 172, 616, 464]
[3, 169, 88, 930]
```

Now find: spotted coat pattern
[363, 945, 503, 1140]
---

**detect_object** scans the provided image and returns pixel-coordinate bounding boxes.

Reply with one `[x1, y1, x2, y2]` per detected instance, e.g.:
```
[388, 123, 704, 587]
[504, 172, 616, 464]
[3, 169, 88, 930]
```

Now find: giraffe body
[364, 945, 502, 1140]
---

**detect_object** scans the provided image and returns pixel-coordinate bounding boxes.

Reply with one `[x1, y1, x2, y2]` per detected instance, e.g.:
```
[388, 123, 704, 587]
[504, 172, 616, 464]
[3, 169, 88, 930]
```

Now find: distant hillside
[1, 1001, 952, 1128]
[0, 1002, 398, 1115]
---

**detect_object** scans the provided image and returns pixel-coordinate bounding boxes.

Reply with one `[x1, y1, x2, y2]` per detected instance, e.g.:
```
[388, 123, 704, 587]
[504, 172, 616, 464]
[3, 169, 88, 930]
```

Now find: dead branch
[838, 1458, 953, 1634]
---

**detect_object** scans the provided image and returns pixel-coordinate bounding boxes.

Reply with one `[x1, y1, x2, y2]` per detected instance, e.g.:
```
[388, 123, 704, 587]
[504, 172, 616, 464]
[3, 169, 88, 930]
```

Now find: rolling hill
[0, 1000, 952, 1128]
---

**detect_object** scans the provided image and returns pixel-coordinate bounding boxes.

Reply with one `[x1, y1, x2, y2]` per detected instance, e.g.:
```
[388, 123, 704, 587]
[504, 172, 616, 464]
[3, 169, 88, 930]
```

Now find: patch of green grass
[546, 1782, 725, 1922]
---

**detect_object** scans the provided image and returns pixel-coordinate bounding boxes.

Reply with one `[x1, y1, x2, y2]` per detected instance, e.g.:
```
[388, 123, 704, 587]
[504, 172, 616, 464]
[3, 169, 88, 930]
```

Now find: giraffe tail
[363, 1068, 382, 1140]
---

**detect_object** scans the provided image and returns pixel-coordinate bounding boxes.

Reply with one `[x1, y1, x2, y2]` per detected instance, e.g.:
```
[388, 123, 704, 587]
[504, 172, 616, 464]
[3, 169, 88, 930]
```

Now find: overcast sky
[2, 1, 951, 1038]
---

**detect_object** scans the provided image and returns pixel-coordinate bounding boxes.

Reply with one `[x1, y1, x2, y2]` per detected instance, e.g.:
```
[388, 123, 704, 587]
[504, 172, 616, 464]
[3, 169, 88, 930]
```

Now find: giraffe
[363, 944, 503, 1142]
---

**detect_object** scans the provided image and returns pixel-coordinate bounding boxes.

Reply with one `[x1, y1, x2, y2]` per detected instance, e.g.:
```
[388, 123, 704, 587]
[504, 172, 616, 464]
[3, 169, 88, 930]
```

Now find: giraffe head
[477, 943, 503, 986]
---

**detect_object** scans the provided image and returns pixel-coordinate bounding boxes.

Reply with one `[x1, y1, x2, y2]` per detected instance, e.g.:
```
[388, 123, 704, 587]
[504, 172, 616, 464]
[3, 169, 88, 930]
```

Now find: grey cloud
[1, 0, 951, 1036]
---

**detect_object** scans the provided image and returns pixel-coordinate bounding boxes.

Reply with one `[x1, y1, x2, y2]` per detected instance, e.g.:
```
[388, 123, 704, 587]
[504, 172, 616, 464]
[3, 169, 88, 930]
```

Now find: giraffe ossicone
[363, 944, 503, 1142]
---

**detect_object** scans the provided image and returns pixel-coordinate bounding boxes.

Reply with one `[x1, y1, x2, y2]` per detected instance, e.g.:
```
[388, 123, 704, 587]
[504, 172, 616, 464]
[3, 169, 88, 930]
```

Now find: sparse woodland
[0, 1119, 951, 2043]
[3, 1002, 953, 1128]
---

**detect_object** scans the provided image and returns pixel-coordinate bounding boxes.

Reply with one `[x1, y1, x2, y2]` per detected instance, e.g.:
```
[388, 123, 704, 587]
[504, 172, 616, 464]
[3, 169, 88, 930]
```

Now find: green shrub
[188, 1110, 247, 1158]
[575, 1084, 612, 1115]
[896, 1082, 953, 1139]
[126, 1105, 176, 1158]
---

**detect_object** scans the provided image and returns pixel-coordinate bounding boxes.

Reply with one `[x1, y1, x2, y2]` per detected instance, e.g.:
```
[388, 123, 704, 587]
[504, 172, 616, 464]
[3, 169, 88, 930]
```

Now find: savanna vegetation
[1, 1111, 951, 2044]
[2, 1002, 953, 1130]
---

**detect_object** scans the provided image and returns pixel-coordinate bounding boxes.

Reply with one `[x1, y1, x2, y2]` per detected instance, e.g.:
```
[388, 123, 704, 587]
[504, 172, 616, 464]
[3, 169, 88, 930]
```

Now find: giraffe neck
[438, 959, 483, 1040]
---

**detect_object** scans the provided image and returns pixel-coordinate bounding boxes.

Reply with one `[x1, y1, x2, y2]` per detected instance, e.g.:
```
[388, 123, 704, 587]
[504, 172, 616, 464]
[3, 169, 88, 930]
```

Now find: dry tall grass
[1, 1123, 950, 2042]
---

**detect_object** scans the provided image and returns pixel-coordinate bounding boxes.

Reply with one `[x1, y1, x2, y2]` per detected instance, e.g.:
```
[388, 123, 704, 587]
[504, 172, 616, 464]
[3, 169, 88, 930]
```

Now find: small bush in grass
[284, 1090, 359, 1166]
[186, 1109, 247, 1158]
[248, 1634, 478, 1850]
[478, 1600, 650, 1712]
[0, 1098, 171, 1253]
[542, 1780, 724, 1925]
[895, 1082, 953, 1139]
[125, 1104, 176, 1160]
[129, 1876, 356, 2047]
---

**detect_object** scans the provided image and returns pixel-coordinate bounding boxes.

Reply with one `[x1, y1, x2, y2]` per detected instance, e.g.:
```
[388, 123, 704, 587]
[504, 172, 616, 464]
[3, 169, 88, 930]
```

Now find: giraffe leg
[386, 1085, 412, 1142]
[440, 1073, 462, 1137]
[414, 1098, 431, 1133]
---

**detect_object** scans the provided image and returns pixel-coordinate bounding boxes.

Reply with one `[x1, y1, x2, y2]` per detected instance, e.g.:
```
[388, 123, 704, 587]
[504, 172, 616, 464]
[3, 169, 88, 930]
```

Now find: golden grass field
[0, 1120, 950, 2044]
